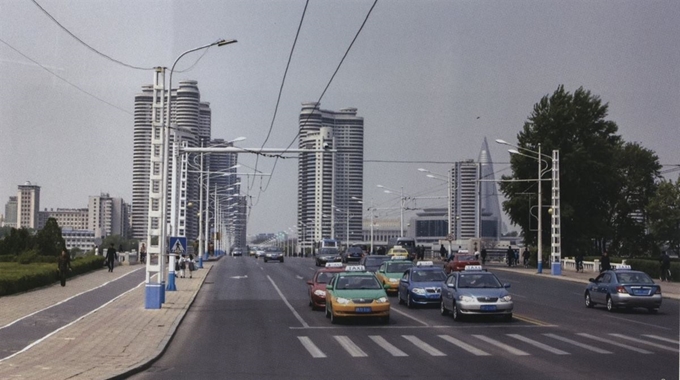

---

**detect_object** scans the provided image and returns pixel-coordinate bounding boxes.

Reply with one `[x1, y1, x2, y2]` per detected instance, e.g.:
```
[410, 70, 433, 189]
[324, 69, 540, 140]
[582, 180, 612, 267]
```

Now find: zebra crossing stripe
[577, 333, 653, 354]
[298, 336, 326, 358]
[473, 335, 530, 356]
[438, 335, 491, 356]
[402, 335, 446, 356]
[544, 333, 612, 354]
[507, 334, 570, 355]
[334, 336, 368, 357]
[643, 335, 679, 345]
[609, 334, 680, 353]
[369, 335, 408, 357]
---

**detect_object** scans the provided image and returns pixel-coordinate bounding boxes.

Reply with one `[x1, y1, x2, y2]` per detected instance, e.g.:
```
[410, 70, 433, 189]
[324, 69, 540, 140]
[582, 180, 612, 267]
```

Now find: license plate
[355, 307, 372, 313]
[480, 305, 497, 311]
[632, 289, 648, 296]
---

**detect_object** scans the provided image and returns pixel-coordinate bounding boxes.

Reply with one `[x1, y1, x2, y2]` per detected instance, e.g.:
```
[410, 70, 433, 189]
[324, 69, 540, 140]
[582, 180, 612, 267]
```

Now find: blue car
[397, 261, 447, 308]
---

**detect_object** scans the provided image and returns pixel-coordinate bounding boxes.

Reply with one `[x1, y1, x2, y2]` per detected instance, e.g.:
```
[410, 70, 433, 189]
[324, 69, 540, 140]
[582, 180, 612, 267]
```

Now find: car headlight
[500, 295, 512, 302]
[412, 288, 426, 295]
[376, 297, 388, 303]
[336, 297, 351, 305]
[266, 254, 271, 257]
[458, 295, 474, 303]
[314, 290, 326, 297]
[389, 278, 399, 283]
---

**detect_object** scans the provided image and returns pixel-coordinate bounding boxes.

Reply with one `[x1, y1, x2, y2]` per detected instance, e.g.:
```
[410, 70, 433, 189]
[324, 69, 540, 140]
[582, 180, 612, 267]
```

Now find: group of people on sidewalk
[176, 254, 196, 279]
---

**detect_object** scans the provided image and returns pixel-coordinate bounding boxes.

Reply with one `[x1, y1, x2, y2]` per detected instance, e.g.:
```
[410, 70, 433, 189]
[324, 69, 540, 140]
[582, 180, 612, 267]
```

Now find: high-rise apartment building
[451, 160, 480, 240]
[297, 103, 364, 250]
[38, 208, 88, 230]
[131, 79, 211, 243]
[17, 182, 40, 229]
[3, 196, 17, 228]
[88, 193, 130, 239]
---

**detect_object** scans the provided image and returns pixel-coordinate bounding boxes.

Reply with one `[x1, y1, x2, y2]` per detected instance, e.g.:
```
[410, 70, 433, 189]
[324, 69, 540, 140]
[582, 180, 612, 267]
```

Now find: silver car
[440, 266, 513, 321]
[584, 266, 662, 313]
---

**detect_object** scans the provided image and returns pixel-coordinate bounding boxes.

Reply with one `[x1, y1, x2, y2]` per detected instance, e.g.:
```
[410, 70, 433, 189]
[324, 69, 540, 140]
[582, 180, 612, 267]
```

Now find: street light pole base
[144, 283, 163, 309]
[551, 262, 562, 276]
[166, 272, 177, 291]
[198, 255, 204, 269]
[537, 262, 543, 274]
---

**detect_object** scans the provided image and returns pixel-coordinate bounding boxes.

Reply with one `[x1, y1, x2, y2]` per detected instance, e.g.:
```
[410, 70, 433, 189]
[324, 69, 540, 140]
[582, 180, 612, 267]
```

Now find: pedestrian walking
[600, 250, 611, 273]
[139, 242, 147, 264]
[480, 248, 487, 265]
[522, 248, 530, 268]
[57, 249, 71, 287]
[660, 251, 671, 281]
[188, 254, 196, 278]
[506, 246, 514, 267]
[106, 243, 117, 272]
[178, 254, 187, 278]
[439, 244, 447, 260]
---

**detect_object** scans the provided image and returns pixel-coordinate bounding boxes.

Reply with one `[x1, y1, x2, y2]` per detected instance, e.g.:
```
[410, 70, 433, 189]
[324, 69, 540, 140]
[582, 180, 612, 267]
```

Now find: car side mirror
[588, 278, 596, 283]
[447, 283, 454, 288]
[306, 280, 313, 286]
[503, 283, 511, 288]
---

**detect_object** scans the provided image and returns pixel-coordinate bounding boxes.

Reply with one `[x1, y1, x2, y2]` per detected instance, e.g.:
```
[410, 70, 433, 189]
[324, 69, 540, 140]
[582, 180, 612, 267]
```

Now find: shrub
[0, 255, 15, 262]
[17, 250, 40, 264]
[627, 259, 680, 282]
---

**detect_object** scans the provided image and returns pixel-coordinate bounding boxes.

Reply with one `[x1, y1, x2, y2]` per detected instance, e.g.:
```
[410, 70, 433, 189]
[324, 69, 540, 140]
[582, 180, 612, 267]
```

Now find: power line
[30, 0, 155, 71]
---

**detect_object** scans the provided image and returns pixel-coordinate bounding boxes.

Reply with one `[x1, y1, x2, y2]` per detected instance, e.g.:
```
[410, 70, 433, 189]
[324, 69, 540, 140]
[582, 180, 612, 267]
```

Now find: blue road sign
[169, 236, 187, 255]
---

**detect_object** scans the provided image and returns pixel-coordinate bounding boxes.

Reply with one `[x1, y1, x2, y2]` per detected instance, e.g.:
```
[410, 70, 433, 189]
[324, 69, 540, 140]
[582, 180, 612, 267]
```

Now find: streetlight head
[230, 137, 246, 143]
[495, 139, 509, 146]
[216, 39, 238, 47]
[383, 190, 392, 194]
[376, 185, 384, 188]
[426, 174, 436, 179]
[417, 168, 429, 172]
[508, 149, 520, 155]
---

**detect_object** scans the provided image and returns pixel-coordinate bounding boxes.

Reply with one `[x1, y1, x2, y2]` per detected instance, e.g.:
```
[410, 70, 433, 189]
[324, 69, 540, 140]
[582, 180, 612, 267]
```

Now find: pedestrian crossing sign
[170, 236, 187, 255]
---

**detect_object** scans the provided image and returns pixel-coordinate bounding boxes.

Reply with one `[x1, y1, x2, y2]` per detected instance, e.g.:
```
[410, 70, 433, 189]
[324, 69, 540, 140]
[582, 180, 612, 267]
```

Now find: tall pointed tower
[477, 137, 504, 239]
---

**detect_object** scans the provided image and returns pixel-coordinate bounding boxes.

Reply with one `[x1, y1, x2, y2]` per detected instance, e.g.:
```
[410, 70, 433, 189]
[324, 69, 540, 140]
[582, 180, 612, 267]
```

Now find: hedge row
[626, 259, 680, 282]
[0, 255, 105, 297]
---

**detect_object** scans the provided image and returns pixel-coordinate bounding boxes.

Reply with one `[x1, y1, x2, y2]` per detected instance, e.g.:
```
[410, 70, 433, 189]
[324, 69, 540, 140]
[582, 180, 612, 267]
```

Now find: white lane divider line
[544, 333, 612, 354]
[507, 334, 570, 355]
[643, 334, 679, 344]
[577, 333, 652, 354]
[334, 336, 368, 357]
[402, 335, 446, 356]
[389, 306, 429, 326]
[369, 335, 408, 357]
[298, 336, 326, 358]
[267, 275, 309, 328]
[438, 334, 491, 356]
[473, 335, 530, 356]
[609, 333, 679, 353]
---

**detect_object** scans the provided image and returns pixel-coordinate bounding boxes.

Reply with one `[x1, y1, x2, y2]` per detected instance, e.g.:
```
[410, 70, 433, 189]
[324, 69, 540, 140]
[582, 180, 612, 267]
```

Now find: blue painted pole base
[160, 282, 166, 304]
[198, 255, 204, 269]
[537, 261, 543, 274]
[145, 284, 163, 309]
[551, 261, 562, 276]
[166, 272, 177, 291]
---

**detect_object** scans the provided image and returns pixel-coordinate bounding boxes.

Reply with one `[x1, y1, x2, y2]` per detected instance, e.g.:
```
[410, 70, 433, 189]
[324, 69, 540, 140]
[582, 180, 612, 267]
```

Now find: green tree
[499, 85, 623, 256]
[0, 227, 34, 255]
[647, 178, 680, 255]
[35, 218, 65, 256]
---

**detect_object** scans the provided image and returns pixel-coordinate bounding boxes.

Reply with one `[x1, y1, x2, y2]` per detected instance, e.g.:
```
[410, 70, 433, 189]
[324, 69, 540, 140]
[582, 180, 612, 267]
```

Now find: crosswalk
[297, 332, 679, 359]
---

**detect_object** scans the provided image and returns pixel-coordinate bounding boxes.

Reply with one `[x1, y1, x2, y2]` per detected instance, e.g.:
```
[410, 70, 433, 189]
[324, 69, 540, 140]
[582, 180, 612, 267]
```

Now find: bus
[317, 238, 339, 250]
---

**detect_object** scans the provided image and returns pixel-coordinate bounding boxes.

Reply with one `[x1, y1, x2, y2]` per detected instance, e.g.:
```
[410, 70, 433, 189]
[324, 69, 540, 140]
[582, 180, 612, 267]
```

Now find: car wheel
[440, 300, 449, 316]
[407, 294, 414, 309]
[281, 258, 284, 263]
[330, 309, 339, 324]
[398, 293, 405, 305]
[381, 315, 390, 324]
[584, 292, 594, 308]
[452, 303, 462, 321]
[606, 296, 615, 312]
[309, 298, 313, 307]
[264, 259, 268, 263]
[325, 304, 330, 318]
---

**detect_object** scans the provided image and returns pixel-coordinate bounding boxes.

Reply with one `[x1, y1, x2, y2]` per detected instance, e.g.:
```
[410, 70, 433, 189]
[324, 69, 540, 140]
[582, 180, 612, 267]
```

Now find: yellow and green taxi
[325, 265, 390, 324]
[386, 246, 410, 259]
[375, 259, 414, 293]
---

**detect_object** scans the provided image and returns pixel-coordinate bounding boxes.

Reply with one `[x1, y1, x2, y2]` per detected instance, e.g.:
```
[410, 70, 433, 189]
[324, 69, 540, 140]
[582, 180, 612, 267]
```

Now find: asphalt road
[131, 256, 680, 380]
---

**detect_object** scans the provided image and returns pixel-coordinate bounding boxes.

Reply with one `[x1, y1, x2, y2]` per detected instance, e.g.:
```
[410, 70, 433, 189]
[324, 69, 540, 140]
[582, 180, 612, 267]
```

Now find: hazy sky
[1, 0, 678, 236]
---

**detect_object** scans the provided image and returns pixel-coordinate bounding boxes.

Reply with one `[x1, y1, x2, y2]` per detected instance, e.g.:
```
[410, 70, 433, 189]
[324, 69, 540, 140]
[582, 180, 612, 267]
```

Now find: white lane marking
[402, 335, 446, 356]
[389, 306, 429, 326]
[577, 333, 653, 354]
[266, 275, 309, 328]
[609, 334, 680, 353]
[507, 334, 570, 355]
[544, 333, 612, 354]
[643, 334, 679, 344]
[473, 335, 530, 356]
[604, 314, 671, 330]
[438, 334, 491, 356]
[369, 335, 408, 357]
[334, 336, 368, 357]
[0, 267, 144, 331]
[298, 336, 326, 358]
[296, 275, 303, 280]
[0, 279, 145, 363]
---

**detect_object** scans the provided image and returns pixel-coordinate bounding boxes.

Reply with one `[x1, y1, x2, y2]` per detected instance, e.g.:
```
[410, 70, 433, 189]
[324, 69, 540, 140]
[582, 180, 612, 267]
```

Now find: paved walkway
[0, 260, 215, 380]
[0, 256, 676, 380]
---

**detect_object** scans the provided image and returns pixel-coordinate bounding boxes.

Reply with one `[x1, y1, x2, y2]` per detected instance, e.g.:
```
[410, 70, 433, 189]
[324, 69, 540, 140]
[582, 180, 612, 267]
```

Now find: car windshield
[335, 275, 381, 290]
[458, 273, 501, 288]
[316, 272, 336, 284]
[456, 255, 476, 261]
[320, 248, 339, 255]
[412, 270, 446, 282]
[385, 262, 412, 273]
[616, 272, 654, 284]
[365, 256, 390, 265]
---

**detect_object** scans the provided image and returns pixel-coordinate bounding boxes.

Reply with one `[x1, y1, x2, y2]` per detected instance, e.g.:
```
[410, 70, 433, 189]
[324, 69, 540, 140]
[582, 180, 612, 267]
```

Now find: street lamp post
[377, 184, 406, 237]
[496, 139, 561, 275]
[419, 168, 454, 253]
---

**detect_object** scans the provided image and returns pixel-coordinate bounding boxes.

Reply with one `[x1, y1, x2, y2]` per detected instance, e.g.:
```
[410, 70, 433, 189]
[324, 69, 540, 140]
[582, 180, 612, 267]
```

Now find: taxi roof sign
[390, 255, 408, 260]
[345, 265, 366, 272]
[613, 264, 632, 270]
[416, 261, 434, 267]
[464, 265, 484, 271]
[325, 262, 344, 268]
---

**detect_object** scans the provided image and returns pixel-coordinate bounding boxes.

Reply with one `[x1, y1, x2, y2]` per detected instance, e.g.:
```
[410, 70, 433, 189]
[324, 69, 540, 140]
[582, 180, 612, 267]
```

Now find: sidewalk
[0, 260, 216, 380]
[483, 261, 680, 300]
